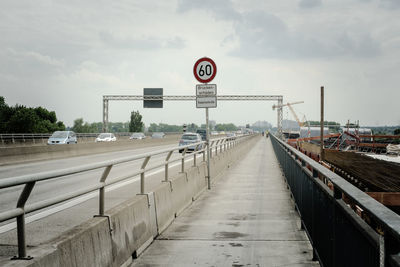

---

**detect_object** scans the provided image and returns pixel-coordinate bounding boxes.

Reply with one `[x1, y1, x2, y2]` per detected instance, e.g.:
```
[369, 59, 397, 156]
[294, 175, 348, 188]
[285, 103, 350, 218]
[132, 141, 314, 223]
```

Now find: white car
[47, 131, 77, 145]
[95, 133, 116, 142]
[130, 132, 146, 140]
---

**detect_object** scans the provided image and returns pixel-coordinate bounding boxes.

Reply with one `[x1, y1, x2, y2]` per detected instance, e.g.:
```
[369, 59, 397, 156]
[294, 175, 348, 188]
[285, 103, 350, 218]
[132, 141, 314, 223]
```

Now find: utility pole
[320, 86, 324, 161]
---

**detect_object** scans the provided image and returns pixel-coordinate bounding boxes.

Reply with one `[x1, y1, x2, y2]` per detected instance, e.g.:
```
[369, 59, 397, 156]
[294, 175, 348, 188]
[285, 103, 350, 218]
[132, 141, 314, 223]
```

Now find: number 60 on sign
[193, 57, 217, 84]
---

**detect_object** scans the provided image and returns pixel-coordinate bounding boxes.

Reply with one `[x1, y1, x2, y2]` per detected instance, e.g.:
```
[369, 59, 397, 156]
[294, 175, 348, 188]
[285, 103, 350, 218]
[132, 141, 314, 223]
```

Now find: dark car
[179, 133, 203, 153]
[226, 132, 236, 141]
[196, 129, 207, 141]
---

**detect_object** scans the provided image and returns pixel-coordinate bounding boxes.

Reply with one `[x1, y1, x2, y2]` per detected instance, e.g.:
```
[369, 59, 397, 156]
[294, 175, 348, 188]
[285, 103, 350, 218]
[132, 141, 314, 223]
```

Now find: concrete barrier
[1, 135, 260, 267]
[153, 181, 175, 234]
[0, 135, 180, 166]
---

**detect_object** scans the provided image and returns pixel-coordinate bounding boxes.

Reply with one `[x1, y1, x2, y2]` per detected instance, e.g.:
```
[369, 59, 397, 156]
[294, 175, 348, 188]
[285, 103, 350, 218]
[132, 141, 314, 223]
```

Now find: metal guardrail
[270, 134, 400, 267]
[0, 134, 254, 260]
[0, 132, 183, 146]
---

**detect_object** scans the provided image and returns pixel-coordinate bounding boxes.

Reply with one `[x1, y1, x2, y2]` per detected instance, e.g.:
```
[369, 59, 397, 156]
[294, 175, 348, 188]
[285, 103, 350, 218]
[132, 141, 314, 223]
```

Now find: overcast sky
[1, 0, 399, 127]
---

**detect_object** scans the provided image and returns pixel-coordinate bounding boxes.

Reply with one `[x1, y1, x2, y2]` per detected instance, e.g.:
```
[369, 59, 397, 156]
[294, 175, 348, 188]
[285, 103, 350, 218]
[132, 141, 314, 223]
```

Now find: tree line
[1, 96, 264, 134]
[0, 97, 65, 133]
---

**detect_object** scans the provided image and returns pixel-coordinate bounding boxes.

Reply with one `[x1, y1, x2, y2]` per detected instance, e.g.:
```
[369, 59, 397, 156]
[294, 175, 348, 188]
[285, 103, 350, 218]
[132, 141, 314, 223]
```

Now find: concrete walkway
[131, 138, 319, 267]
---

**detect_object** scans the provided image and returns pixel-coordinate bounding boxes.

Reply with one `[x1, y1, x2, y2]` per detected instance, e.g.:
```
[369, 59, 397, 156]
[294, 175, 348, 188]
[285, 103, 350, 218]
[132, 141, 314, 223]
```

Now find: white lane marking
[0, 155, 200, 234]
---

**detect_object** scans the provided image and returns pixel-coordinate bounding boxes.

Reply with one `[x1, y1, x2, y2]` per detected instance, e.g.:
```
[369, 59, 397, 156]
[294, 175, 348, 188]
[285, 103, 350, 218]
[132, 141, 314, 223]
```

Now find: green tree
[7, 107, 38, 133]
[0, 97, 65, 133]
[394, 128, 400, 135]
[215, 123, 238, 131]
[148, 123, 183, 132]
[71, 118, 98, 133]
[129, 110, 144, 132]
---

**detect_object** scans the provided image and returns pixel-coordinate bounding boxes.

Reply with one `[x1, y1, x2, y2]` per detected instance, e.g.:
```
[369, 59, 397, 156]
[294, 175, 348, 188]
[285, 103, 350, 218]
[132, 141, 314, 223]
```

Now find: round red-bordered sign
[193, 57, 217, 83]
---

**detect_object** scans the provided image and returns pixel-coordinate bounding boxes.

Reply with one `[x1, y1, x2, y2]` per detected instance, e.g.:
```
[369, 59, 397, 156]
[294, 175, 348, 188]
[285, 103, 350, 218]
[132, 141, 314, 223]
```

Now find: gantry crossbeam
[102, 95, 283, 136]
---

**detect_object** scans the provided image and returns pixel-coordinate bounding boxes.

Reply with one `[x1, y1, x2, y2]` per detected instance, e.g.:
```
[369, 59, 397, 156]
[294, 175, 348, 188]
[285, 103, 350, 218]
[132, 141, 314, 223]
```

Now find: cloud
[380, 0, 400, 9]
[229, 10, 380, 59]
[176, 0, 241, 21]
[177, 0, 380, 59]
[165, 36, 185, 49]
[24, 51, 65, 67]
[299, 0, 322, 8]
[99, 32, 185, 50]
[0, 48, 66, 79]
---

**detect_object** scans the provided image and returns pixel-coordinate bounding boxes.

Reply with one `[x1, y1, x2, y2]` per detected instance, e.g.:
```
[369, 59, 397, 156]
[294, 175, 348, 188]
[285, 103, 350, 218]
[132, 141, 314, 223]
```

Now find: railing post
[140, 156, 151, 194]
[193, 146, 198, 166]
[12, 181, 36, 260]
[99, 165, 112, 215]
[210, 141, 214, 158]
[164, 151, 173, 182]
[312, 168, 319, 179]
[181, 148, 187, 173]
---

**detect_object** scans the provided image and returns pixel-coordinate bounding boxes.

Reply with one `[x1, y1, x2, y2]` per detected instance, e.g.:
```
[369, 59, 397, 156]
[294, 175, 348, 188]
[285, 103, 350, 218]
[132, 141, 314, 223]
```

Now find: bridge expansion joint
[93, 214, 113, 235]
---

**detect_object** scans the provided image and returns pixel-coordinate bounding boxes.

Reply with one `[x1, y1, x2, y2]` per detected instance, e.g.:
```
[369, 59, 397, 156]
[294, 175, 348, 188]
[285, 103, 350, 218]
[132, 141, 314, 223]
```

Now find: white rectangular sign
[196, 84, 217, 97]
[196, 96, 217, 108]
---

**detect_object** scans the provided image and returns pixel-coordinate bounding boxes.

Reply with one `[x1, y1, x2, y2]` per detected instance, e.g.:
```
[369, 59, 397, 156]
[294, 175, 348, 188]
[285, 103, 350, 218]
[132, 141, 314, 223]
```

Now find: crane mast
[272, 101, 305, 127]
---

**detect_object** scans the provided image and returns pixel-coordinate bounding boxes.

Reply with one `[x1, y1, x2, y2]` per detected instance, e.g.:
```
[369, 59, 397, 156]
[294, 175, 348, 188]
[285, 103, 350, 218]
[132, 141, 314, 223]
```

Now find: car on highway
[95, 133, 116, 142]
[152, 132, 165, 139]
[226, 132, 236, 140]
[196, 129, 207, 141]
[47, 131, 77, 145]
[178, 133, 203, 153]
[130, 132, 146, 140]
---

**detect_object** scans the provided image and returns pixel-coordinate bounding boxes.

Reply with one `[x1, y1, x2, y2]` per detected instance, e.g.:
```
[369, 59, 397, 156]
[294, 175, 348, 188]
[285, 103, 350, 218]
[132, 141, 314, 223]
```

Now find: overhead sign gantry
[102, 94, 284, 135]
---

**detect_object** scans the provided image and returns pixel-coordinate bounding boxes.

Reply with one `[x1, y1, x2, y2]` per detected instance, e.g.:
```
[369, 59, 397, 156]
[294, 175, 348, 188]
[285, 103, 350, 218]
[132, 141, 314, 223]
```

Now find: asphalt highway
[0, 141, 204, 249]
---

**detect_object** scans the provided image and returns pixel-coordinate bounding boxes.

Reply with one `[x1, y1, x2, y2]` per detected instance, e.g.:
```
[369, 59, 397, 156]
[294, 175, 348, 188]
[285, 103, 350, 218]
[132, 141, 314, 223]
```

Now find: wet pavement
[131, 138, 319, 267]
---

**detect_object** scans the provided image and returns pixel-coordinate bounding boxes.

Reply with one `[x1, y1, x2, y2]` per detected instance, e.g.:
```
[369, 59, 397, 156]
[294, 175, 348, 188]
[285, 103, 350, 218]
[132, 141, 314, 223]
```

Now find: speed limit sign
[193, 57, 217, 83]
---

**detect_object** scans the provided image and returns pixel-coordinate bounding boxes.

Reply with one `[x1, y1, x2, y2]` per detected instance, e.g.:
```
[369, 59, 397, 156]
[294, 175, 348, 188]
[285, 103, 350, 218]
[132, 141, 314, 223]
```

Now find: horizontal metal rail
[0, 134, 255, 260]
[270, 134, 400, 267]
[0, 132, 183, 146]
[104, 95, 283, 101]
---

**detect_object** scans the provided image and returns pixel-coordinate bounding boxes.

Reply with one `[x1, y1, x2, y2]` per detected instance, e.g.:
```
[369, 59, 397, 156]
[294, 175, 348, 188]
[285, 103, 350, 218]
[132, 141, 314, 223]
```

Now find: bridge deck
[131, 138, 319, 266]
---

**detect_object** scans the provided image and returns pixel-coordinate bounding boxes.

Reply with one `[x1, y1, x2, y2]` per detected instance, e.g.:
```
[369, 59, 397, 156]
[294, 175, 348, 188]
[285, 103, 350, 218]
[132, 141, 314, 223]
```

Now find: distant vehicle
[226, 132, 236, 140]
[152, 132, 165, 139]
[47, 131, 77, 145]
[211, 131, 219, 136]
[196, 129, 207, 141]
[95, 133, 116, 142]
[179, 133, 203, 153]
[130, 132, 146, 140]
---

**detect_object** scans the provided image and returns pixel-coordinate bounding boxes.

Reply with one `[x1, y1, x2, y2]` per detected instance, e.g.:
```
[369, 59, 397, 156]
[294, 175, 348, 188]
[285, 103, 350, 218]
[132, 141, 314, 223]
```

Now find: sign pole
[193, 57, 217, 190]
[206, 107, 211, 189]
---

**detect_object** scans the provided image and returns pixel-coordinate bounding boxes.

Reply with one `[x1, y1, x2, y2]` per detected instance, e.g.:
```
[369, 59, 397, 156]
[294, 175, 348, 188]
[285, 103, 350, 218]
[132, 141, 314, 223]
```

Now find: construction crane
[272, 101, 305, 127]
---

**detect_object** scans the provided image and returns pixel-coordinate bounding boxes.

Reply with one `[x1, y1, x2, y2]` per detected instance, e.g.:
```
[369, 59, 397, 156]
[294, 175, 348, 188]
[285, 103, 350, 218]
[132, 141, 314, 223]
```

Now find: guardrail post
[12, 181, 36, 260]
[99, 165, 112, 216]
[181, 148, 187, 172]
[164, 151, 173, 182]
[140, 156, 151, 194]
[215, 140, 219, 155]
[312, 168, 319, 179]
[193, 146, 198, 166]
